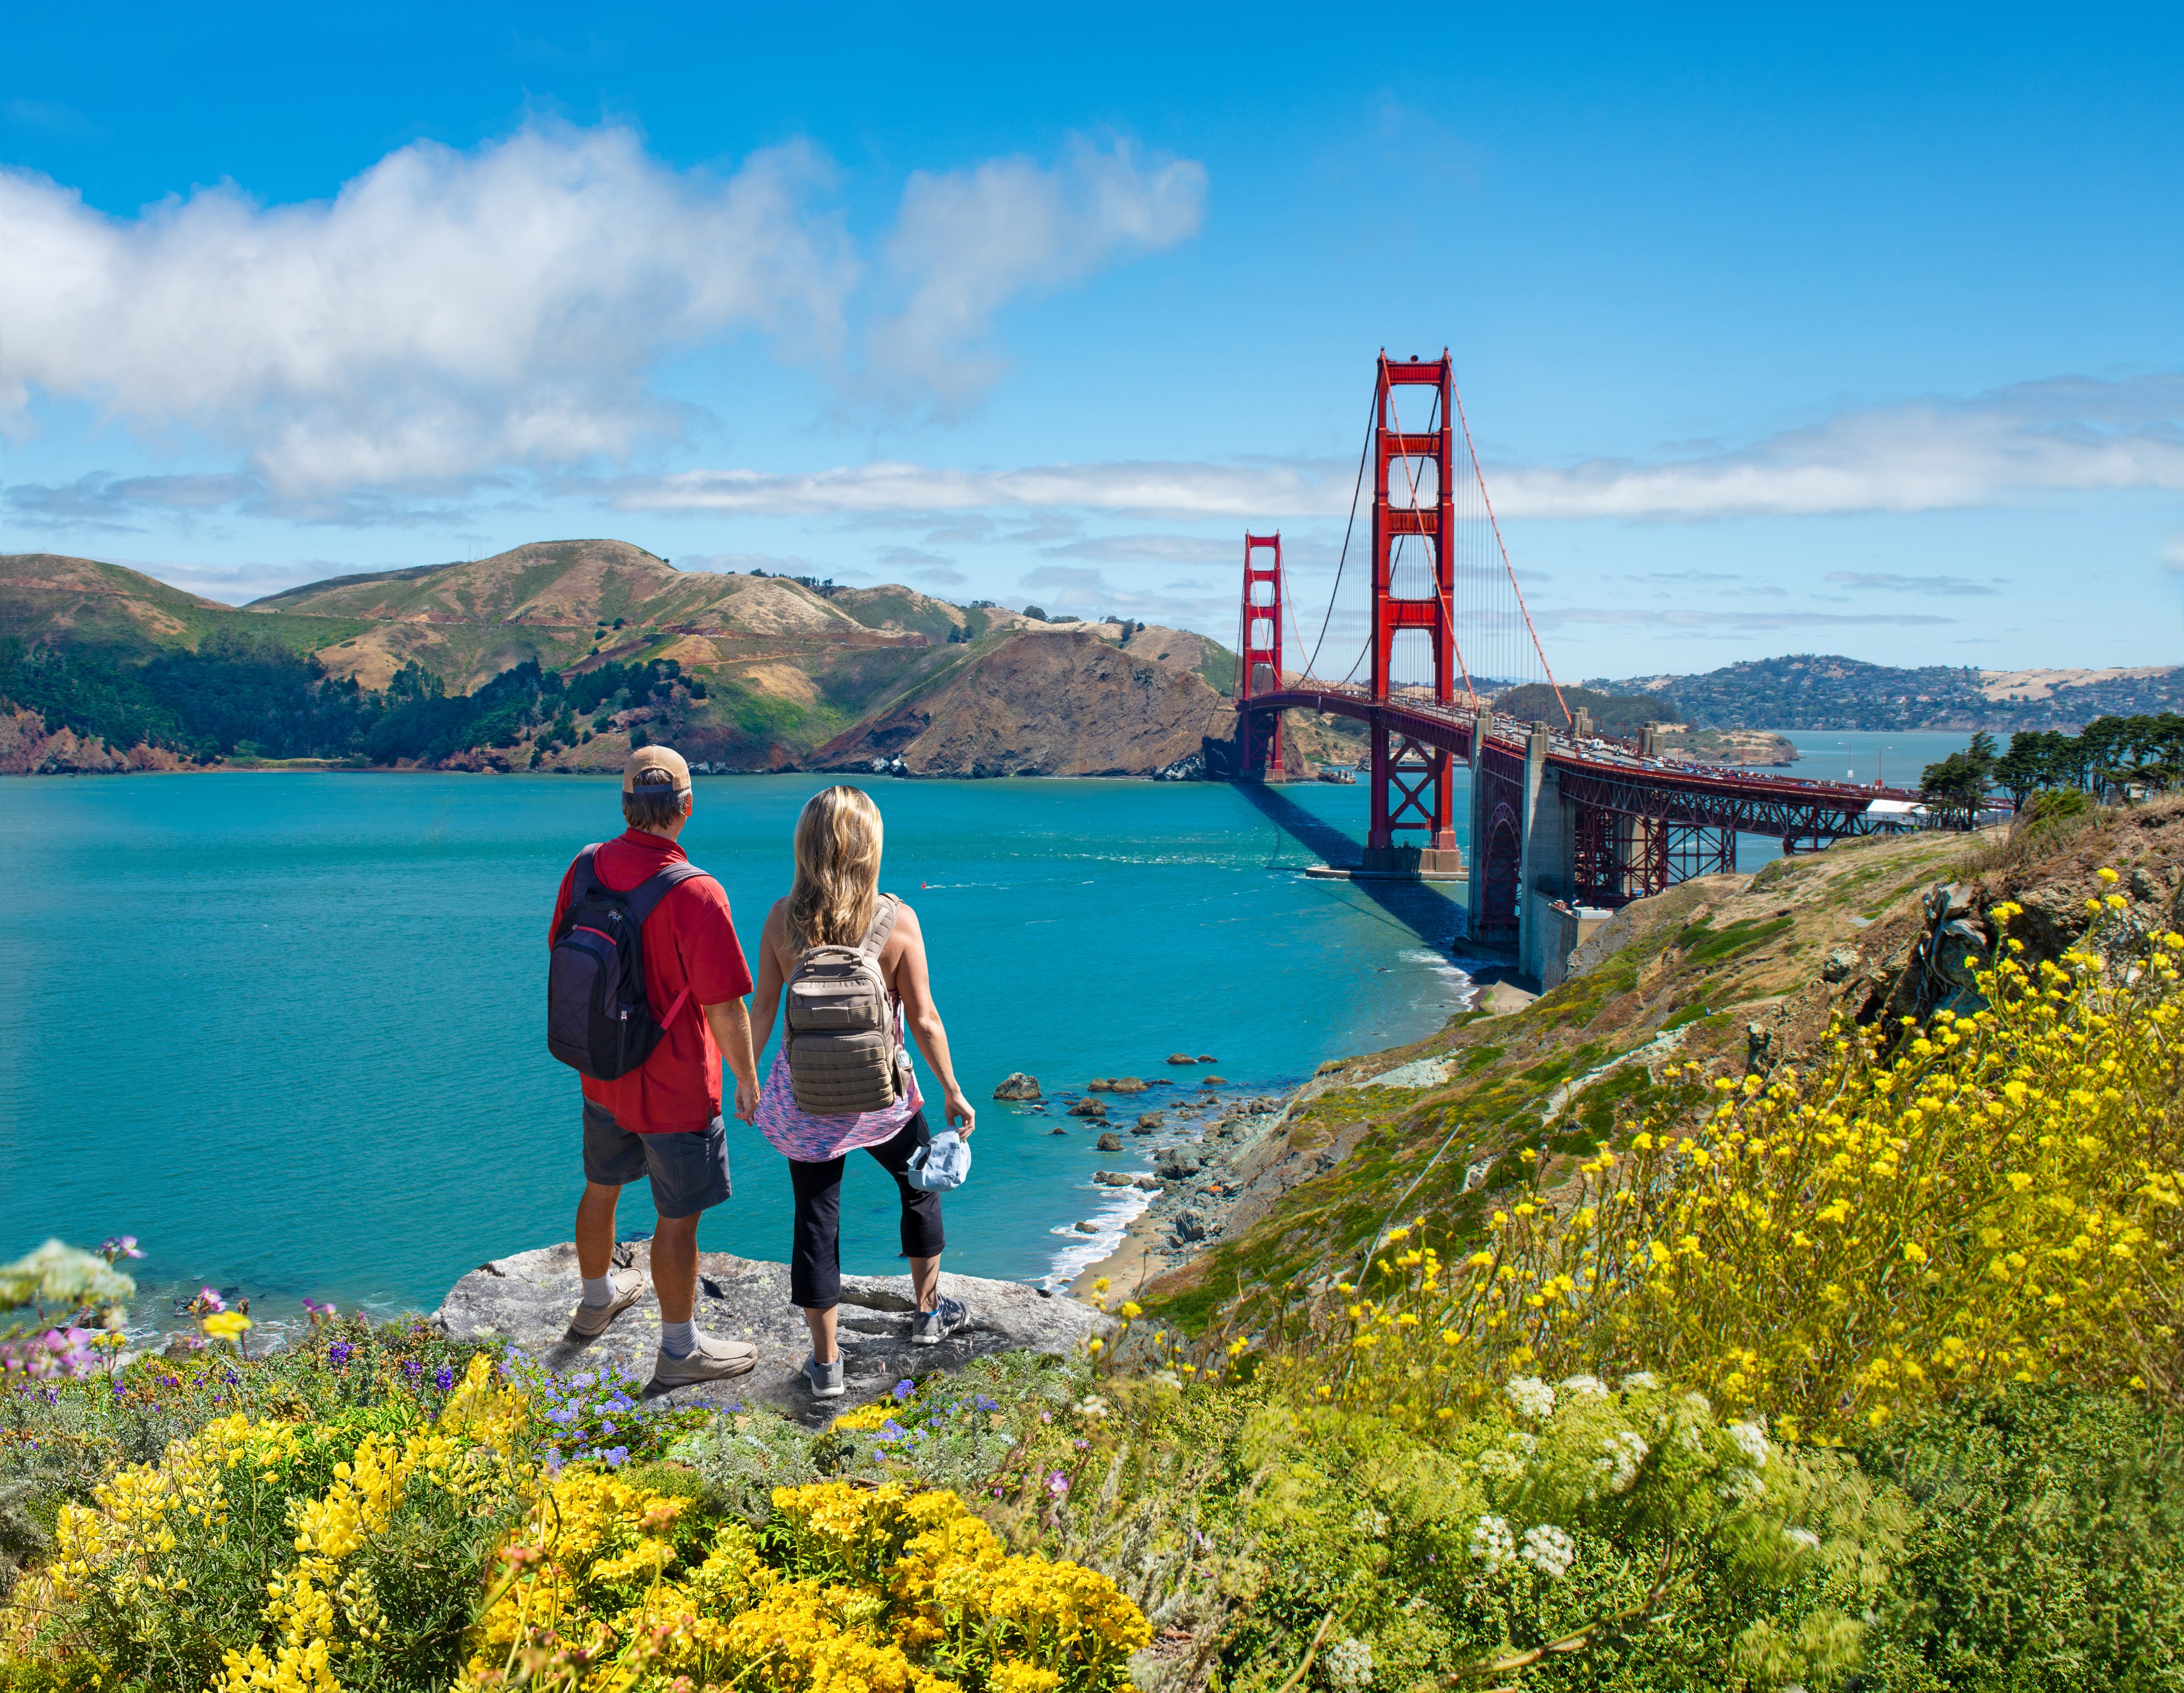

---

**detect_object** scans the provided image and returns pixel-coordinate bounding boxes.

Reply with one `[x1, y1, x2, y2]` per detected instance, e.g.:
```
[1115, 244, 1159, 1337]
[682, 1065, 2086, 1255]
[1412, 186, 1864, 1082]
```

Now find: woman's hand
[944, 1088, 976, 1136]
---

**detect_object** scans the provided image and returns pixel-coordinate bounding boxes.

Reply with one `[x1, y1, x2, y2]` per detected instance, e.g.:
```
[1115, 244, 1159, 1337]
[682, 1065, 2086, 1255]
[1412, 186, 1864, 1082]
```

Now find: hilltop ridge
[0, 545, 1241, 777]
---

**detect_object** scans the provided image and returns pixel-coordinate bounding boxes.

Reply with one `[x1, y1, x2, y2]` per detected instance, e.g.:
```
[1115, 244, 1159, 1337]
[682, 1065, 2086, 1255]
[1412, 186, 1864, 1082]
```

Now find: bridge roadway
[1241, 682, 1929, 981]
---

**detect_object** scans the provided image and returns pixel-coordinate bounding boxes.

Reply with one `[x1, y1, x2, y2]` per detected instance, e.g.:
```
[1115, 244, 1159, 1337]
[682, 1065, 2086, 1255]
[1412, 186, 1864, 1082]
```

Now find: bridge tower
[1365, 352, 1463, 875]
[1237, 533, 1285, 780]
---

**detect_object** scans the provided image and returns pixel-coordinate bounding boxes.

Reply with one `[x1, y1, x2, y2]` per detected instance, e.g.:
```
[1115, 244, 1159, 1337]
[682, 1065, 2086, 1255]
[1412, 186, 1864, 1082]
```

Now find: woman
[748, 785, 976, 1399]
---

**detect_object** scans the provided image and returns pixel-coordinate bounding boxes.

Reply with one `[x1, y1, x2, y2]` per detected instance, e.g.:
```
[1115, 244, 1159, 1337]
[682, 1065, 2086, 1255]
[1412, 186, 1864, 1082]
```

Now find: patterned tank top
[753, 1035, 924, 1163]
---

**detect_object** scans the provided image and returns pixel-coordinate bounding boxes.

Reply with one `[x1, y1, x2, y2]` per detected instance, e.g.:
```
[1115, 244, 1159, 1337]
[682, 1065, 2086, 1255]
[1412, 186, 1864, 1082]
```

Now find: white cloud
[870, 137, 1207, 402]
[604, 456, 1338, 519]
[1038, 532, 1236, 563]
[1494, 376, 2184, 520]
[1822, 570, 2004, 597]
[0, 124, 855, 494]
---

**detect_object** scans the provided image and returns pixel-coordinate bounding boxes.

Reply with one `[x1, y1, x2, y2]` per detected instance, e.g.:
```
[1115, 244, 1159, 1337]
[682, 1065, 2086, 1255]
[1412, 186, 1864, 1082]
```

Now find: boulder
[1108, 1077, 1150, 1095]
[432, 1243, 1109, 1425]
[1074, 1221, 1100, 1234]
[1201, 1075, 1226, 1086]
[1136, 1113, 1164, 1130]
[1132, 1176, 1162, 1191]
[1171, 1210, 1210, 1243]
[1093, 1171, 1134, 1187]
[1130, 1119, 1159, 1136]
[1196, 1054, 1217, 1063]
[1067, 1099, 1108, 1119]
[1049, 1126, 1069, 1136]
[1086, 1078, 1113, 1094]
[1821, 946, 1860, 983]
[1156, 1150, 1203, 1180]
[992, 1073, 1042, 1102]
[1165, 1052, 1195, 1065]
[1094, 1132, 1123, 1152]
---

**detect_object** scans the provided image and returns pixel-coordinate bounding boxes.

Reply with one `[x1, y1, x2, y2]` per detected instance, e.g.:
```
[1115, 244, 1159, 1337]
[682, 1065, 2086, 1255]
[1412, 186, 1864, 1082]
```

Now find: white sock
[581, 1275, 615, 1308]
[660, 1318, 695, 1357]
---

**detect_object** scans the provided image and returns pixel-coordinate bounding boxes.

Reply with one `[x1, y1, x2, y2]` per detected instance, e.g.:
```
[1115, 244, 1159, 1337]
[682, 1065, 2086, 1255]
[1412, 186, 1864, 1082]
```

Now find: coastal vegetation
[5, 798, 2180, 1689]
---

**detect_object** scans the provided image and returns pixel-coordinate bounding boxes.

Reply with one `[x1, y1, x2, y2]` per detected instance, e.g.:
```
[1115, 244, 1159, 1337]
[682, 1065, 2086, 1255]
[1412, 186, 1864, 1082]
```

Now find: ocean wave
[1038, 1182, 1155, 1291]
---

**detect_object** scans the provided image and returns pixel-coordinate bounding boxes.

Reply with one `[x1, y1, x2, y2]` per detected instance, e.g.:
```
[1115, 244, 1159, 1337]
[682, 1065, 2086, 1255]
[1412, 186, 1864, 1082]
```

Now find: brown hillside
[0, 552, 227, 646]
[815, 630, 1232, 776]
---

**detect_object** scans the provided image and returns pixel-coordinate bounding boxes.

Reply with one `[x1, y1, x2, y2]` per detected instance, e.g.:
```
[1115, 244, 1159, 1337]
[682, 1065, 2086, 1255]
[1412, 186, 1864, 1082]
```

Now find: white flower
[1351, 1505, 1391, 1539]
[1596, 1429, 1650, 1494]
[1728, 1420, 1772, 1467]
[1681, 1391, 1713, 1416]
[1075, 1395, 1109, 1419]
[1149, 1371, 1181, 1389]
[1519, 1523, 1577, 1580]
[1722, 1466, 1768, 1503]
[1558, 1374, 1609, 1396]
[1504, 1375, 1556, 1420]
[1783, 1527, 1821, 1552]
[1470, 1513, 1515, 1574]
[1619, 1371, 1660, 1391]
[1478, 1449, 1527, 1484]
[1507, 1430, 1538, 1455]
[1322, 1636, 1375, 1691]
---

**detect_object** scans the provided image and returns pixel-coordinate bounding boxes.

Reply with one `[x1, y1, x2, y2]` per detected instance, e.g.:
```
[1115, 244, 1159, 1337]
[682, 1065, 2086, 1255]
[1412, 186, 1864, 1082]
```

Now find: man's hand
[704, 998, 761, 1126]
[944, 1088, 976, 1136]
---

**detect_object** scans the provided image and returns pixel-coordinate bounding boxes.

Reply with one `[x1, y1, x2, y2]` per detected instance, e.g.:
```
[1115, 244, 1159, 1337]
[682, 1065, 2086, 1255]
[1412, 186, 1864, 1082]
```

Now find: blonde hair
[786, 786, 884, 952]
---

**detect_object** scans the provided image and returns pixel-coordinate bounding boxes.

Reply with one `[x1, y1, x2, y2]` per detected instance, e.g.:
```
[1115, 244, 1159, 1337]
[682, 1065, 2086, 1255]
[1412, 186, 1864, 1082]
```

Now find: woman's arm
[747, 899, 789, 1056]
[890, 904, 975, 1135]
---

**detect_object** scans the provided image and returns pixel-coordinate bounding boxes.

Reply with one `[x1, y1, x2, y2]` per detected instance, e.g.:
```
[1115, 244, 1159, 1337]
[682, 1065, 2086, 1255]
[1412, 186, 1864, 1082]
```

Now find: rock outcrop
[432, 1242, 1109, 1424]
[992, 1073, 1042, 1101]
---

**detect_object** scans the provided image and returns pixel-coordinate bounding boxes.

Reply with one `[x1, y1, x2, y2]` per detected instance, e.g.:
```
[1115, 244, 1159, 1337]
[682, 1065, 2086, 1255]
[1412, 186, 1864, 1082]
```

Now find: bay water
[0, 772, 1474, 1331]
[0, 734, 1979, 1335]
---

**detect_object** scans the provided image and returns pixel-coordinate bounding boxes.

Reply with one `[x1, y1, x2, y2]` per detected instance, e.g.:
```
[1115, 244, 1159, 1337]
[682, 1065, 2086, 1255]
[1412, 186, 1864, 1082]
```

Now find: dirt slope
[815, 630, 1233, 776]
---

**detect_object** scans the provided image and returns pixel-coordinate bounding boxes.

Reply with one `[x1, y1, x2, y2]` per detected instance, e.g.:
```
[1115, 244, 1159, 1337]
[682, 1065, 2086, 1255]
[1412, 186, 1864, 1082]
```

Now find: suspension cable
[1295, 383, 1378, 686]
[1450, 375, 1572, 729]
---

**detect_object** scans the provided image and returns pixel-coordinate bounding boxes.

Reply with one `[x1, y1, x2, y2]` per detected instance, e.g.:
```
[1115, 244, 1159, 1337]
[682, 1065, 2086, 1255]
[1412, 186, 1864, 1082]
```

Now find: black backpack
[547, 846, 711, 1079]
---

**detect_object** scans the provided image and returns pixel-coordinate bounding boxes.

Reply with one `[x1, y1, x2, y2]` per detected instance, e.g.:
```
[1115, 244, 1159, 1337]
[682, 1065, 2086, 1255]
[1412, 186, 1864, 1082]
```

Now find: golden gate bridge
[1234, 352, 1926, 979]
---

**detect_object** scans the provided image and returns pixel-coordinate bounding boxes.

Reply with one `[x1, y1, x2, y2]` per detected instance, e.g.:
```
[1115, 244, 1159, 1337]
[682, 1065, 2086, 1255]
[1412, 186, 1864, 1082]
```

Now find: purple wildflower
[328, 1342, 353, 1367]
[433, 1365, 455, 1392]
[603, 1446, 631, 1468]
[1047, 1471, 1070, 1497]
[893, 1379, 914, 1401]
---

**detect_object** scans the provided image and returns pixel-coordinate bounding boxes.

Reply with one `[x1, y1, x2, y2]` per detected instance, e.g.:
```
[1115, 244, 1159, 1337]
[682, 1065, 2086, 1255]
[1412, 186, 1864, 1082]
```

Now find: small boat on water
[1317, 765, 1357, 785]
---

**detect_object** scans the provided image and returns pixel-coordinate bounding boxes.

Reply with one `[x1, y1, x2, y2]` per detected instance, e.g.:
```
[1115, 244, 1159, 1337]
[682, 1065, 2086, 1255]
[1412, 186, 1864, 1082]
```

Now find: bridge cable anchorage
[1297, 383, 1379, 688]
[1450, 374, 1571, 728]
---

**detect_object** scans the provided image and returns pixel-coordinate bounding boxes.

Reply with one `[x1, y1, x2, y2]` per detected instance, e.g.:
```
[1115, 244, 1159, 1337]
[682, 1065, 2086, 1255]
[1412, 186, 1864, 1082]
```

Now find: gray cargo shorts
[581, 1101, 731, 1219]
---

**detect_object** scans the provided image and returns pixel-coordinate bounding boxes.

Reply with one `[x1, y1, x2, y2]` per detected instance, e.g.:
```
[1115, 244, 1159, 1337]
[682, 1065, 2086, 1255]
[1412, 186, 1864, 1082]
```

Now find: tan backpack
[782, 894, 912, 1115]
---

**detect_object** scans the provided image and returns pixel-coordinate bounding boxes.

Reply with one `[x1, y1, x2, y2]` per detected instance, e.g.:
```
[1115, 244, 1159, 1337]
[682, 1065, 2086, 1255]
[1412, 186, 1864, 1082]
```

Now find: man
[548, 746, 761, 1387]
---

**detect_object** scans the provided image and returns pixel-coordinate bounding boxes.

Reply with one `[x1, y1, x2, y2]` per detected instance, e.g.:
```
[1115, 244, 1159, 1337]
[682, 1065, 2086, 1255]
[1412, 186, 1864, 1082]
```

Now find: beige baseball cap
[622, 745, 692, 795]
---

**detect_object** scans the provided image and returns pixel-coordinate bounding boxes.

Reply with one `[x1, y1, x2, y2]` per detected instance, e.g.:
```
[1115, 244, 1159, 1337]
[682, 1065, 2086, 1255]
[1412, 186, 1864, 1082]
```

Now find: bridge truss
[1234, 351, 1935, 935]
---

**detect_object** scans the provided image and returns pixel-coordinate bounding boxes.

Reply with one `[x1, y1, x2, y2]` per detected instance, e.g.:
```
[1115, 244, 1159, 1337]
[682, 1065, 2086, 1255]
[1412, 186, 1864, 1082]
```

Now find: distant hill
[1593, 655, 2184, 733]
[1493, 682, 1679, 734]
[0, 545, 1241, 777]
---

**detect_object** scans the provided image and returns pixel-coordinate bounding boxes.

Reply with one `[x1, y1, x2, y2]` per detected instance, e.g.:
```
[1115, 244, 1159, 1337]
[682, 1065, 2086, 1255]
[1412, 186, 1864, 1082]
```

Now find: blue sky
[3, 4, 2180, 678]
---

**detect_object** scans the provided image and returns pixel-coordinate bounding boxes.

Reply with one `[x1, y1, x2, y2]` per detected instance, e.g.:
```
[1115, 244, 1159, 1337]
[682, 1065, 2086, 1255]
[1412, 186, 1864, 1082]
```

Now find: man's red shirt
[549, 829, 754, 1133]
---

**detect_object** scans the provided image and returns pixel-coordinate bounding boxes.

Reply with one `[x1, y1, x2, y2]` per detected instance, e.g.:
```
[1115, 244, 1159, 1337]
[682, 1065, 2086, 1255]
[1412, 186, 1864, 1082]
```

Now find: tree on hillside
[1921, 733, 1997, 829]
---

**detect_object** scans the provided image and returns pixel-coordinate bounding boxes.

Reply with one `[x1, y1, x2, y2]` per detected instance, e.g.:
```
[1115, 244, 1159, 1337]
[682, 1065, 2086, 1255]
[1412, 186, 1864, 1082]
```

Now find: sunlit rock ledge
[432, 1242, 1112, 1424]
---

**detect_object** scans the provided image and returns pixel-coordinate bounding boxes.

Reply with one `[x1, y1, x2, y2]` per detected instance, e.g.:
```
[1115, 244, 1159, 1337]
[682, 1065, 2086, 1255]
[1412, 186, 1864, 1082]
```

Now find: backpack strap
[621, 861, 715, 1031]
[857, 893, 902, 960]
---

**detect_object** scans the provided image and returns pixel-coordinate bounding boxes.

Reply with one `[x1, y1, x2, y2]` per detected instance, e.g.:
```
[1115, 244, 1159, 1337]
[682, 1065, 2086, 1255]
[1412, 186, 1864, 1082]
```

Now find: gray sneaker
[567, 1269, 646, 1338]
[649, 1331, 757, 1391]
[911, 1297, 968, 1345]
[803, 1353, 846, 1399]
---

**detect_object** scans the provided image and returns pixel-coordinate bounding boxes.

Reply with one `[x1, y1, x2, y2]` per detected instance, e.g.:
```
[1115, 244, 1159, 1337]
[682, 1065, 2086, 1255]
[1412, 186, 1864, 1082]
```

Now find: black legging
[787, 1111, 945, 1310]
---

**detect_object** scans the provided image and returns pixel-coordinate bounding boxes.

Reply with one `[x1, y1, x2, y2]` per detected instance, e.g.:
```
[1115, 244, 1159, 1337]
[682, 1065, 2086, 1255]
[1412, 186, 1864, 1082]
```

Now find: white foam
[1040, 1181, 1156, 1290]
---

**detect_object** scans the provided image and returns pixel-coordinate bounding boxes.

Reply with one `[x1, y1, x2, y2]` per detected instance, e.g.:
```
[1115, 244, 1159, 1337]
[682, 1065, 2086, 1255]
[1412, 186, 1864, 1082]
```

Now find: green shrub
[1856, 1388, 2184, 1692]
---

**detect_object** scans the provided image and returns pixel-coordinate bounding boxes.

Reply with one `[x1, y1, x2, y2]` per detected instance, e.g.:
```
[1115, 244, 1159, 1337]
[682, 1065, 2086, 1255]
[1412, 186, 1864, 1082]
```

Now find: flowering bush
[1, 1355, 534, 1690]
[0, 1241, 137, 1384]
[1314, 896, 2181, 1439]
[463, 1477, 1149, 1692]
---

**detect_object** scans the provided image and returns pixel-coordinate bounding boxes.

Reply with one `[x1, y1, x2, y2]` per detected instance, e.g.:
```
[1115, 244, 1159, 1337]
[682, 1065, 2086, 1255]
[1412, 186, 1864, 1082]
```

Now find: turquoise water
[0, 774, 1474, 1327]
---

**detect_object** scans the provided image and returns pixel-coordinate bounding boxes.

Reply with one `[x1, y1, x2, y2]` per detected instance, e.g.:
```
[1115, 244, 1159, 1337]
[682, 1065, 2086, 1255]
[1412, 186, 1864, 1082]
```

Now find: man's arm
[704, 998, 759, 1123]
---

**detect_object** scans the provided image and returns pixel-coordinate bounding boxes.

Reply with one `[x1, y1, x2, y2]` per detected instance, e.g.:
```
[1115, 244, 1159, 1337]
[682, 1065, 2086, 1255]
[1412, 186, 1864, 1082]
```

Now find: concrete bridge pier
[1515, 723, 1578, 982]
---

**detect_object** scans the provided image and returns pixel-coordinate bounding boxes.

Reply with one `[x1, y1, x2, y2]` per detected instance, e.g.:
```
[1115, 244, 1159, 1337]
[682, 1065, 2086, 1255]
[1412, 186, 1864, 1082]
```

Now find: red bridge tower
[1365, 352, 1463, 875]
[1237, 532, 1285, 779]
